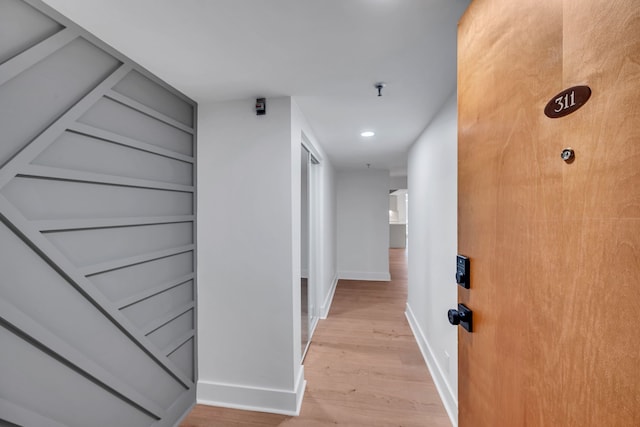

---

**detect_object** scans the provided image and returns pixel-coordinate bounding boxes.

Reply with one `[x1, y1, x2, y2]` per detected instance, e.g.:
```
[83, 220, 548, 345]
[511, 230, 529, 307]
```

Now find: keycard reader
[455, 255, 470, 289]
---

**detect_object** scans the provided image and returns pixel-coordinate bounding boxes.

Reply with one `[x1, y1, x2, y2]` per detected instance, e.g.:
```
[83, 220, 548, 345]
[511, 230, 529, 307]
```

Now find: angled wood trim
[19, 164, 195, 193]
[0, 195, 193, 388]
[0, 303, 165, 420]
[0, 27, 79, 88]
[5, 3, 197, 425]
[116, 273, 195, 310]
[0, 64, 132, 190]
[34, 215, 195, 232]
[68, 123, 195, 164]
[151, 388, 196, 427]
[23, 0, 196, 108]
[191, 102, 199, 387]
[105, 90, 194, 134]
[141, 303, 195, 336]
[163, 329, 195, 357]
[80, 245, 195, 277]
[0, 397, 69, 427]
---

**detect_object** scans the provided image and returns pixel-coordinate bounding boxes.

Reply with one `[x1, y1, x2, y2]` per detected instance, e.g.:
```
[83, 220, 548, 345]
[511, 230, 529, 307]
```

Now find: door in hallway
[457, 0, 640, 426]
[300, 143, 319, 359]
[301, 145, 310, 356]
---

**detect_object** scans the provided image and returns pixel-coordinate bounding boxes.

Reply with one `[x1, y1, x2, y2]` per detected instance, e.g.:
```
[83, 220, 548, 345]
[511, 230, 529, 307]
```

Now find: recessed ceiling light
[361, 131, 375, 137]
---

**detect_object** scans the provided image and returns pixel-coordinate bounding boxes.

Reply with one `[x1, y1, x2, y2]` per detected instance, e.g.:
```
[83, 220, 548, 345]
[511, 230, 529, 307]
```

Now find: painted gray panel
[113, 70, 193, 127]
[1, 2, 196, 424]
[0, 0, 62, 64]
[89, 251, 194, 303]
[0, 326, 156, 427]
[121, 281, 194, 329]
[147, 309, 194, 352]
[33, 131, 194, 185]
[79, 97, 193, 156]
[45, 222, 193, 268]
[2, 177, 193, 220]
[0, 37, 120, 166]
[0, 222, 185, 409]
[168, 338, 195, 382]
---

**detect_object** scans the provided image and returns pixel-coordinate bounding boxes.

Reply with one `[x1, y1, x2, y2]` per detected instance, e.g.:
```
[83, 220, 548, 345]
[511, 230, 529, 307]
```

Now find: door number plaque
[544, 86, 591, 118]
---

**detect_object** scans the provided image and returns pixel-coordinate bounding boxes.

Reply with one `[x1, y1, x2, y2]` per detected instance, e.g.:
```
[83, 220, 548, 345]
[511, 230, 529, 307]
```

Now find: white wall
[318, 162, 337, 318]
[336, 169, 390, 281]
[397, 192, 407, 223]
[405, 93, 458, 426]
[197, 97, 300, 414]
[197, 96, 337, 415]
[390, 175, 408, 190]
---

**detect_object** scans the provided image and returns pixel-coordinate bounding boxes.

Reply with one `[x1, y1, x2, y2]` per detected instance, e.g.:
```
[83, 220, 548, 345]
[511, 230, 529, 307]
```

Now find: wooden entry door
[457, 0, 640, 426]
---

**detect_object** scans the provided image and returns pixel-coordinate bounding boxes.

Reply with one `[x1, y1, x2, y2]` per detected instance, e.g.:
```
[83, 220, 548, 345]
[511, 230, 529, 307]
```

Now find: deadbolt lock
[448, 303, 473, 332]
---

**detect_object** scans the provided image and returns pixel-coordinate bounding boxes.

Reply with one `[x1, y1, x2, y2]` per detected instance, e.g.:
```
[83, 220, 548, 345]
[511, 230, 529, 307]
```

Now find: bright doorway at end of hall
[389, 189, 408, 249]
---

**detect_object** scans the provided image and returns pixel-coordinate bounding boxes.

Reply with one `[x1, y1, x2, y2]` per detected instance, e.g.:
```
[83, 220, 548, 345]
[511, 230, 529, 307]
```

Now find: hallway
[182, 249, 450, 426]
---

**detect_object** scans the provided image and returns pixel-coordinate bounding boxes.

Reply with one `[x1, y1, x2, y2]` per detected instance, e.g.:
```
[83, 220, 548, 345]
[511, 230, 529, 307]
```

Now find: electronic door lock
[455, 255, 470, 288]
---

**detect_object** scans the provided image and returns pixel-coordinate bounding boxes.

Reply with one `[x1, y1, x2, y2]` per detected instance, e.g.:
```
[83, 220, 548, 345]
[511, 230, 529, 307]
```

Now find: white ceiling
[42, 0, 469, 175]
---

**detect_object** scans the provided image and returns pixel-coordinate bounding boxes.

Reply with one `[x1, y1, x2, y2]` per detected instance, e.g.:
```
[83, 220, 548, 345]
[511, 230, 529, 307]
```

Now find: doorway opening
[389, 189, 408, 249]
[301, 142, 320, 360]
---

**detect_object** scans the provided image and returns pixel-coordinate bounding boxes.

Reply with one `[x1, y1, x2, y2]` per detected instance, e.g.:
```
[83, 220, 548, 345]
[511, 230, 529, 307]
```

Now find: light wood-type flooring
[181, 248, 451, 426]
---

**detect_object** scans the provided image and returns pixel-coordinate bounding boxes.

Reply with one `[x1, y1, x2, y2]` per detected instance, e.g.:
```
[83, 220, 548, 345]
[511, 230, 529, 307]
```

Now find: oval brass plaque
[544, 86, 591, 118]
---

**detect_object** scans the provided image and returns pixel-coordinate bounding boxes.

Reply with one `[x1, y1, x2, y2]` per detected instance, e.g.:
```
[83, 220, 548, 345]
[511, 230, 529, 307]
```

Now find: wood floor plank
[181, 249, 450, 426]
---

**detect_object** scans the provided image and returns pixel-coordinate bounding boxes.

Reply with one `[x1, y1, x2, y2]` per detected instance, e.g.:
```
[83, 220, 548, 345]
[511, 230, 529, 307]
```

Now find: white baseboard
[197, 366, 306, 416]
[405, 303, 458, 427]
[337, 271, 391, 281]
[320, 275, 338, 319]
[309, 315, 319, 338]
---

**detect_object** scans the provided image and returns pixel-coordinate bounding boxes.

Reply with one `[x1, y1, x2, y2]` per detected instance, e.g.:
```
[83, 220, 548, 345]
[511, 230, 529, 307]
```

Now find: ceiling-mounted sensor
[256, 98, 266, 115]
[374, 82, 386, 96]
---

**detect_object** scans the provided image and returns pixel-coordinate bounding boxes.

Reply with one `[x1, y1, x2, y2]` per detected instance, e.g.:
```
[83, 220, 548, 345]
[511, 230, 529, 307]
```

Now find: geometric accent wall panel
[0, 1, 197, 426]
